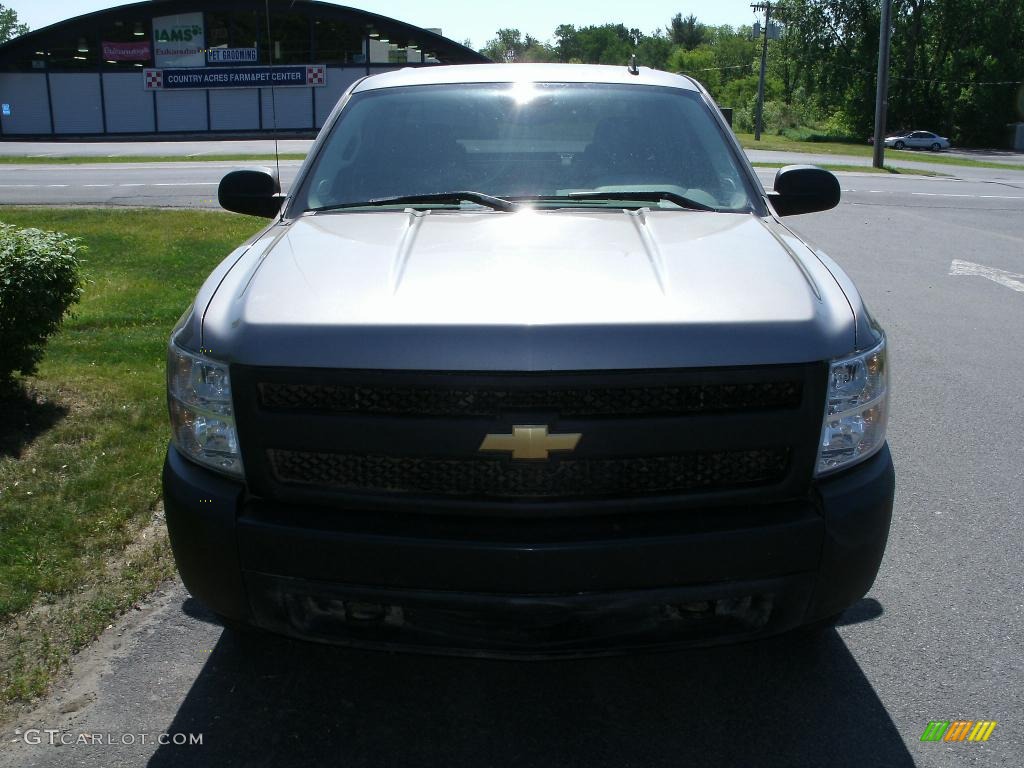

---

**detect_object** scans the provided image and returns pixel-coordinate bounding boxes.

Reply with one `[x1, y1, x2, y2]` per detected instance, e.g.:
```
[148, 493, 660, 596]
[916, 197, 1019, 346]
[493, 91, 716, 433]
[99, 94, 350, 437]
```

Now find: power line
[677, 64, 752, 73]
[840, 65, 1023, 86]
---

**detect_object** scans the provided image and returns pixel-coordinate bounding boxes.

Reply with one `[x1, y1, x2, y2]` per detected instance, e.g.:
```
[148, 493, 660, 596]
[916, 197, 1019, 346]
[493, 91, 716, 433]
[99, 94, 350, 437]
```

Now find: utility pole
[751, 2, 773, 141]
[872, 0, 893, 168]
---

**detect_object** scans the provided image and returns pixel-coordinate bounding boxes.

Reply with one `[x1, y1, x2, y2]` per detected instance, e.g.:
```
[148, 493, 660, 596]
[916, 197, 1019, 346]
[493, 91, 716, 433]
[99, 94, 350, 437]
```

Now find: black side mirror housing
[218, 168, 285, 218]
[768, 165, 841, 216]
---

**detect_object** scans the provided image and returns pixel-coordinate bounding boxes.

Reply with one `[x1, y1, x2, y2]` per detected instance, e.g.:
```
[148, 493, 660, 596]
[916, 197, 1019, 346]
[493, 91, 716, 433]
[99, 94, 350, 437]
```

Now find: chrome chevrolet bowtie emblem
[479, 425, 582, 460]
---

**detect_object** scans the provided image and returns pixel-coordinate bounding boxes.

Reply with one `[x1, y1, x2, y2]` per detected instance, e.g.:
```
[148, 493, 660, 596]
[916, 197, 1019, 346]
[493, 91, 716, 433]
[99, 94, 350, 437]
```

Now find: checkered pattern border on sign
[306, 65, 326, 86]
[144, 69, 163, 89]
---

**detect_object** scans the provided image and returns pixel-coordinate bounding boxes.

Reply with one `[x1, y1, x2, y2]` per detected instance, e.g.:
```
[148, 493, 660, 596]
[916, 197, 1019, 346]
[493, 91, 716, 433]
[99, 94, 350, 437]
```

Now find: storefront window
[42, 28, 100, 70]
[99, 17, 153, 70]
[0, 37, 45, 72]
[206, 12, 230, 54]
[386, 46, 405, 65]
[314, 19, 364, 65]
[232, 11, 261, 53]
[269, 12, 311, 64]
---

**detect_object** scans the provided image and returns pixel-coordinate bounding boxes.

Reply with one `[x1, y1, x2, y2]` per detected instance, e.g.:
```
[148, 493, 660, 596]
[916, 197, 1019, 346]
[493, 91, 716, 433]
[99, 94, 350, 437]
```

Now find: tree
[480, 28, 526, 62]
[669, 46, 721, 92]
[554, 24, 582, 62]
[480, 28, 556, 63]
[0, 4, 29, 43]
[570, 24, 634, 65]
[669, 13, 706, 50]
[776, 0, 1024, 144]
[636, 34, 674, 71]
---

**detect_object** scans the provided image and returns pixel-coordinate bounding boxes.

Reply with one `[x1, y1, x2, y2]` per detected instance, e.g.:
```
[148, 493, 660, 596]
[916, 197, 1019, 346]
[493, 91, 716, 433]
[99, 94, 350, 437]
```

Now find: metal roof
[0, 0, 489, 64]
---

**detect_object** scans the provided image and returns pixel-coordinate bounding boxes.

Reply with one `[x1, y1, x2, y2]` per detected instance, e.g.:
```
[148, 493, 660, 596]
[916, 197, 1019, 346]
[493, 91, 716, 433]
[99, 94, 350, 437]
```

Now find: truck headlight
[167, 340, 243, 479]
[816, 336, 888, 476]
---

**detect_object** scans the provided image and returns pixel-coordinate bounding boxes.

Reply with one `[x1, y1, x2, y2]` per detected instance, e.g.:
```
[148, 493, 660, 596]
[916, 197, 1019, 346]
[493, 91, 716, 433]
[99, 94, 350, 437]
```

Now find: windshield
[296, 82, 756, 214]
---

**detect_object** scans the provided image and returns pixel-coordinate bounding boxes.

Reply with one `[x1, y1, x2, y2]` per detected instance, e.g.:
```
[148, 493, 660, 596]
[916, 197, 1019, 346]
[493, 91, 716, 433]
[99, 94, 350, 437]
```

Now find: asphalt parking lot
[1, 156, 1022, 767]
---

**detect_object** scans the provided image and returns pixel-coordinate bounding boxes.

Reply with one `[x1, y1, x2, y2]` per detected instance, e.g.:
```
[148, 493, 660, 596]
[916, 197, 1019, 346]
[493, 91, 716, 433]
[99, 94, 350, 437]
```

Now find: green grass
[739, 133, 877, 157]
[737, 133, 1024, 171]
[751, 161, 948, 177]
[0, 153, 308, 165]
[0, 208, 265, 714]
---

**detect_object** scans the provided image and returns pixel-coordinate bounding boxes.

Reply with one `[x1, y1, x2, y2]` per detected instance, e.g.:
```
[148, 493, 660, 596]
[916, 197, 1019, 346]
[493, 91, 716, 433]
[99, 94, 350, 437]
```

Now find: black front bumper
[162, 444, 894, 657]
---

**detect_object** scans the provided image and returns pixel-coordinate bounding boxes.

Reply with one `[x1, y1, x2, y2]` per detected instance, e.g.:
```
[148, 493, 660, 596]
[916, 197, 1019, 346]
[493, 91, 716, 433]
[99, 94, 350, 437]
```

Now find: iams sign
[155, 25, 203, 43]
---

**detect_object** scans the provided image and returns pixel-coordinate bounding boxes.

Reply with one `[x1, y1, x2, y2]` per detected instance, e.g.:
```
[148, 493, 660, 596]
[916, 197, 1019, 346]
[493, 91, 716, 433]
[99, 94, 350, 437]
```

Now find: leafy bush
[0, 223, 85, 386]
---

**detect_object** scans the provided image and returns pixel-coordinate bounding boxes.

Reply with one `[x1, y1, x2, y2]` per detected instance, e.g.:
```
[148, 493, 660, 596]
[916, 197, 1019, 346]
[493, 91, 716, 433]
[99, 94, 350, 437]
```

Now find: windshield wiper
[563, 191, 718, 212]
[310, 191, 519, 214]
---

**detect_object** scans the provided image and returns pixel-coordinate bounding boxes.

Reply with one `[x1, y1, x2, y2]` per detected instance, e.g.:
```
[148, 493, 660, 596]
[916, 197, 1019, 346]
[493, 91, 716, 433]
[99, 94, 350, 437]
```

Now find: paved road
[1, 158, 1023, 210]
[0, 140, 314, 158]
[1, 166, 1023, 768]
[0, 161, 304, 208]
[746, 149, 1024, 181]
[1, 137, 1021, 165]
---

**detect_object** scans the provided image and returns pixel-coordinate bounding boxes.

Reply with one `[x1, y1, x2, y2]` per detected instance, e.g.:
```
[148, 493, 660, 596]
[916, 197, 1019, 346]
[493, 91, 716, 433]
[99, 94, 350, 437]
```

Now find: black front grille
[257, 379, 802, 418]
[233, 363, 826, 510]
[267, 447, 790, 500]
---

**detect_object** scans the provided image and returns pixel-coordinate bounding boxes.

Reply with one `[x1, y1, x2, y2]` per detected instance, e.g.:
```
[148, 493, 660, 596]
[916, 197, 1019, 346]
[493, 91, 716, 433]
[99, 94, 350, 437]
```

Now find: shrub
[0, 223, 85, 387]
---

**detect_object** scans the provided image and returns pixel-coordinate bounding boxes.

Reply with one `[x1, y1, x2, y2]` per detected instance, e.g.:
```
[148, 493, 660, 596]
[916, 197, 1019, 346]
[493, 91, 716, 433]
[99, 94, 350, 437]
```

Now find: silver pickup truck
[163, 64, 894, 657]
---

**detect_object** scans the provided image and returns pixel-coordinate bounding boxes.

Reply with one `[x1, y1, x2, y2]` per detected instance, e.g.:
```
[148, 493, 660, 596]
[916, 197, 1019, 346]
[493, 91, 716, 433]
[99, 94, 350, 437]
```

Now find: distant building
[0, 0, 488, 137]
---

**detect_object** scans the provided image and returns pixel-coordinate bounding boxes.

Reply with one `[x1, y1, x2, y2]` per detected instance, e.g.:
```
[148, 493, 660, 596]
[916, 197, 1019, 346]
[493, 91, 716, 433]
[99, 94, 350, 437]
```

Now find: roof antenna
[628, 54, 639, 76]
[265, 0, 281, 185]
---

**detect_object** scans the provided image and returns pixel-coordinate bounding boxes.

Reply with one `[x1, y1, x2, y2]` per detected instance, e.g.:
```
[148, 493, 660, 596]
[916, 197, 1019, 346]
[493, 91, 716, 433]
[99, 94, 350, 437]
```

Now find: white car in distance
[884, 131, 951, 151]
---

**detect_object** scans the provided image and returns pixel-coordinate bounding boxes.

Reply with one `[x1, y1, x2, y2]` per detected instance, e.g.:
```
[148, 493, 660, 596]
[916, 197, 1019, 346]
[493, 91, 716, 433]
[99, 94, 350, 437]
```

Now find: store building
[0, 0, 489, 137]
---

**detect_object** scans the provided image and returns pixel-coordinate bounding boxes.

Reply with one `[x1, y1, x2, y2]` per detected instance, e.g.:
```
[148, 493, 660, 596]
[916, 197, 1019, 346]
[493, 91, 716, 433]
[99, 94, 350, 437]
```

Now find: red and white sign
[102, 41, 152, 61]
[306, 65, 326, 86]
[144, 69, 163, 90]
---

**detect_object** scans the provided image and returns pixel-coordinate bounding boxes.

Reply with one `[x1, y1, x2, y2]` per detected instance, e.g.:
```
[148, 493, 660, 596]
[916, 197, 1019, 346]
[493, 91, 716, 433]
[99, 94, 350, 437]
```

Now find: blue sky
[12, 1, 757, 49]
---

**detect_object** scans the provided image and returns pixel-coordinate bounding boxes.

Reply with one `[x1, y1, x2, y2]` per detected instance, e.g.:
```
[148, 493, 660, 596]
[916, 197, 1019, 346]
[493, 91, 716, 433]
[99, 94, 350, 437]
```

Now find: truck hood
[200, 209, 855, 370]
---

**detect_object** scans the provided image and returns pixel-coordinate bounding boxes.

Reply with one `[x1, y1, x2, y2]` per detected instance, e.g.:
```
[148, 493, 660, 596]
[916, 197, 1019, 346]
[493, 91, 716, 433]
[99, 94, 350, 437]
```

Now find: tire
[930, 143, 941, 151]
[894, 140, 905, 150]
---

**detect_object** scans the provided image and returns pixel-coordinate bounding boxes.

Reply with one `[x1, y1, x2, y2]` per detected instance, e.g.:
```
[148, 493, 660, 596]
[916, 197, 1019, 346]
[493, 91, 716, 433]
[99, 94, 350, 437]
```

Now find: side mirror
[218, 168, 284, 218]
[767, 165, 840, 216]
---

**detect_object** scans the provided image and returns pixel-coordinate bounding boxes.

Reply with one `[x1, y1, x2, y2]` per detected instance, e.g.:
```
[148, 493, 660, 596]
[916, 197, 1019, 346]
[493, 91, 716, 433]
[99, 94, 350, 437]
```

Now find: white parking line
[0, 183, 219, 189]
[950, 260, 1024, 293]
[912, 192, 1024, 199]
[844, 189, 1024, 200]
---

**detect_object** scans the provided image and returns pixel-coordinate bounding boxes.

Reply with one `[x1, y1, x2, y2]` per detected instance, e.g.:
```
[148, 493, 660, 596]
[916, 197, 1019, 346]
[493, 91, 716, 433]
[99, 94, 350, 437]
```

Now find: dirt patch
[0, 503, 174, 728]
[0, 580, 185, 754]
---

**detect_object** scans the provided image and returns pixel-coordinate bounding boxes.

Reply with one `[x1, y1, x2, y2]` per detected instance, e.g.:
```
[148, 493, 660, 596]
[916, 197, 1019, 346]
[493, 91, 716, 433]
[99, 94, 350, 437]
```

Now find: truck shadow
[148, 598, 911, 768]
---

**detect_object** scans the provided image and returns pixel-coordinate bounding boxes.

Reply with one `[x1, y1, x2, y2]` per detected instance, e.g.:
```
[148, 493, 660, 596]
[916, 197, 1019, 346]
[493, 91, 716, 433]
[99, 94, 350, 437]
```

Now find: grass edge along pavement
[736, 133, 1024, 171]
[0, 207, 265, 726]
[751, 162, 948, 177]
[1, 135, 1021, 173]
